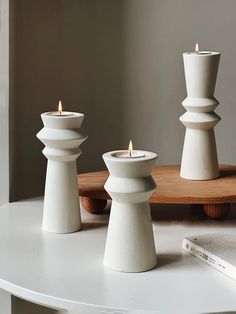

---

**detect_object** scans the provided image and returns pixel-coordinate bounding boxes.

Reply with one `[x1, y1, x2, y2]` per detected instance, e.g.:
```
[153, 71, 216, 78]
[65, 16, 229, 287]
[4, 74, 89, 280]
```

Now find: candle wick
[129, 151, 132, 157]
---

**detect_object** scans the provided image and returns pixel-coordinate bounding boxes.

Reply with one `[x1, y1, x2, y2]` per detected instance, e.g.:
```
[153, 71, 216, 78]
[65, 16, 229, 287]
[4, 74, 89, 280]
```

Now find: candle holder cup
[180, 51, 221, 180]
[37, 113, 87, 233]
[103, 151, 157, 272]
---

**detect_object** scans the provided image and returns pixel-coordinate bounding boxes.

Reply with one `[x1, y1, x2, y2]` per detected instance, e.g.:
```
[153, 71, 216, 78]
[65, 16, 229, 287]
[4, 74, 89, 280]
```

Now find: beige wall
[10, 0, 124, 200]
[10, 0, 236, 200]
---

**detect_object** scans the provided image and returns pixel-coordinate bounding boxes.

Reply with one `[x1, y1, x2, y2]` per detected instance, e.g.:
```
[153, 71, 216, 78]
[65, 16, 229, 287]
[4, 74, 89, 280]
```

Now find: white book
[182, 233, 236, 281]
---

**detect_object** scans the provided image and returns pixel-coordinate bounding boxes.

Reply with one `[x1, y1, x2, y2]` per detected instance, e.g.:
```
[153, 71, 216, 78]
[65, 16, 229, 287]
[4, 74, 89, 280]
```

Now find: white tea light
[112, 140, 145, 158]
[45, 100, 74, 117]
[103, 142, 158, 272]
[180, 44, 221, 180]
[37, 101, 87, 233]
[188, 42, 212, 55]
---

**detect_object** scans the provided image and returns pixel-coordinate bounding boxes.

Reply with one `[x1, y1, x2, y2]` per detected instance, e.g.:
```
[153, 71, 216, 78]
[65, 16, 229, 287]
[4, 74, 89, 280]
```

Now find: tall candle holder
[180, 46, 221, 180]
[37, 110, 87, 233]
[103, 148, 157, 272]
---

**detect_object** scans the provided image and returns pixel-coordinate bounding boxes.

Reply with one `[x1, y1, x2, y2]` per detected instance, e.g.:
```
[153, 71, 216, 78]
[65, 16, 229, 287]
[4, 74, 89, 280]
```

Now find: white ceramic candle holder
[180, 50, 221, 180]
[103, 150, 157, 272]
[37, 112, 87, 233]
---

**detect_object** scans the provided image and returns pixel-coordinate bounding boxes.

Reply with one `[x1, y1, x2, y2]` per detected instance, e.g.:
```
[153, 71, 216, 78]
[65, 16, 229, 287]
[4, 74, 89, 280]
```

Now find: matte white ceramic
[37, 112, 87, 233]
[103, 151, 157, 272]
[180, 51, 221, 180]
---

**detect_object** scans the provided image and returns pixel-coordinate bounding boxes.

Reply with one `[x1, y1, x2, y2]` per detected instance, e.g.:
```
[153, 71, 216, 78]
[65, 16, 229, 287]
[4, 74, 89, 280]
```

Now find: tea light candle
[113, 140, 145, 158]
[187, 42, 212, 55]
[37, 101, 87, 233]
[46, 100, 73, 116]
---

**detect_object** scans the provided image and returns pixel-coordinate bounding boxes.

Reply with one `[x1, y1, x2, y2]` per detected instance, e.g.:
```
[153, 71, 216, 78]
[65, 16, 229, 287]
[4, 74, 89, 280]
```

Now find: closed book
[182, 233, 236, 280]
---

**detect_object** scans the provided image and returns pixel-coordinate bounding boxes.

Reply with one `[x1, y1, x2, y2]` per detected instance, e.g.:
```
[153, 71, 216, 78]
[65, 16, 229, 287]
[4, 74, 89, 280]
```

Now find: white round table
[0, 198, 236, 314]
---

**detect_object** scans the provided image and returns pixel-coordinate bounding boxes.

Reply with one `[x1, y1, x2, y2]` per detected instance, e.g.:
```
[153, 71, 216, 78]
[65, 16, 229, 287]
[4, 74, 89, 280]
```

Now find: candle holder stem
[181, 125, 219, 179]
[104, 201, 157, 272]
[43, 159, 80, 233]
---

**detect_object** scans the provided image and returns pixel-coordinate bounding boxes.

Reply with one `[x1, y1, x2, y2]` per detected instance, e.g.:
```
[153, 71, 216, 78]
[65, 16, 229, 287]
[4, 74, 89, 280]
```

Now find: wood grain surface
[78, 165, 236, 204]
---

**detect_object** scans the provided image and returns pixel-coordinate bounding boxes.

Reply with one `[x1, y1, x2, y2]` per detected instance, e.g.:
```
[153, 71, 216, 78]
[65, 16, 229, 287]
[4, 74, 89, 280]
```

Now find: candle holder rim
[103, 150, 158, 161]
[41, 112, 84, 118]
[184, 51, 220, 55]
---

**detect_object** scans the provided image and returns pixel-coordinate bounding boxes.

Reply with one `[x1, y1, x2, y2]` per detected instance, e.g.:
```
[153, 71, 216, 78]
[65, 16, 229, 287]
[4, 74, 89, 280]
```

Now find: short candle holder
[102, 150, 157, 272]
[180, 47, 221, 180]
[37, 111, 87, 233]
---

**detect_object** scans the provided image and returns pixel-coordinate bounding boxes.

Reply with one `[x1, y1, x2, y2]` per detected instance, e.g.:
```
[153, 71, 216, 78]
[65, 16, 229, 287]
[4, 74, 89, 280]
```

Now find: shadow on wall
[10, 0, 125, 200]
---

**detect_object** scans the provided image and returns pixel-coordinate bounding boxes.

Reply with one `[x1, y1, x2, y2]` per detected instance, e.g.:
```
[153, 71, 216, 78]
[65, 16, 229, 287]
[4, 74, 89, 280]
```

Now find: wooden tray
[78, 165, 236, 218]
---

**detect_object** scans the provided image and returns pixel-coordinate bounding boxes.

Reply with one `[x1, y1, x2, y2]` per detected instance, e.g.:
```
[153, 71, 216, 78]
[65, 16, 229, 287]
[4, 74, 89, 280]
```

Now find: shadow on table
[150, 203, 236, 224]
[82, 221, 108, 231]
[82, 203, 236, 228]
[220, 167, 236, 178]
[204, 312, 236, 314]
[151, 203, 204, 221]
[156, 253, 183, 268]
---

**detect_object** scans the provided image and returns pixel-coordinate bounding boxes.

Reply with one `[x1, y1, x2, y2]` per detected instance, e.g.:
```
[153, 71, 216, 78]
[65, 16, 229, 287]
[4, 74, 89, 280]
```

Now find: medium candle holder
[37, 112, 87, 233]
[103, 150, 157, 272]
[180, 48, 221, 180]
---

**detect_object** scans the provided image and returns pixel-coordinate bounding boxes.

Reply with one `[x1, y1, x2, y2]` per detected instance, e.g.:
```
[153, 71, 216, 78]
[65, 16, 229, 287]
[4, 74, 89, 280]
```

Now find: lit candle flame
[58, 100, 62, 115]
[195, 43, 199, 53]
[128, 140, 133, 157]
